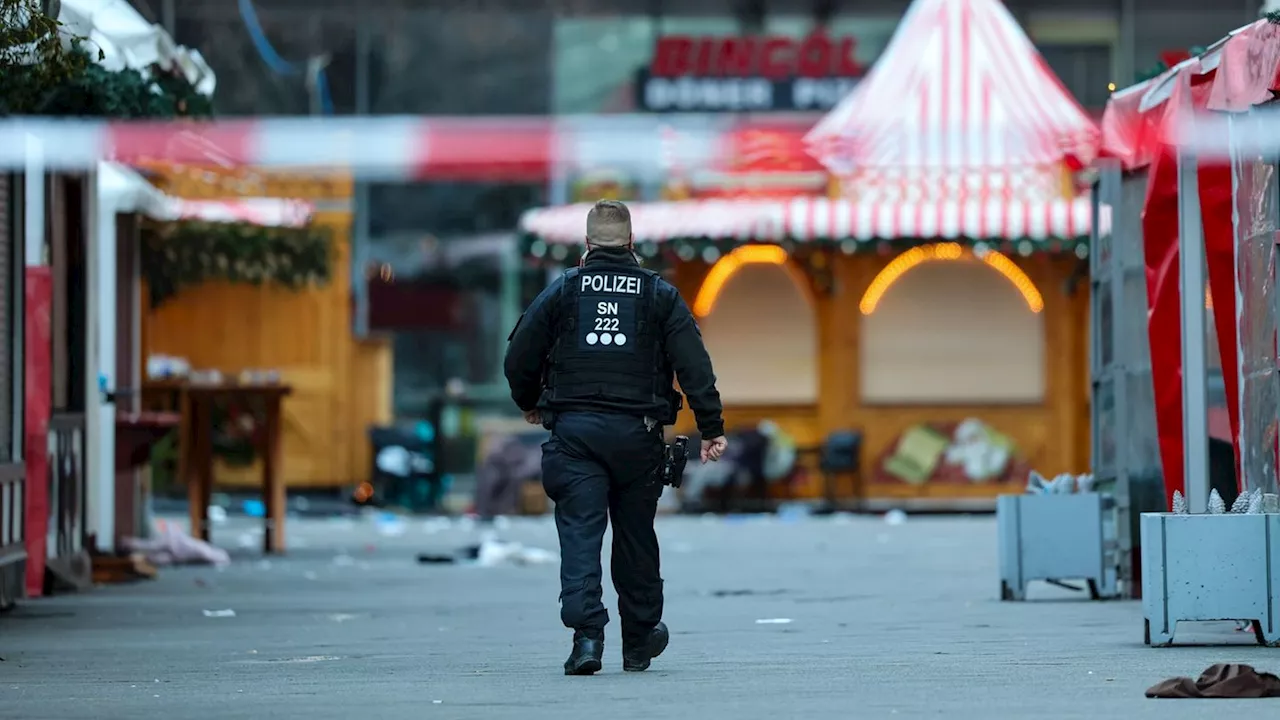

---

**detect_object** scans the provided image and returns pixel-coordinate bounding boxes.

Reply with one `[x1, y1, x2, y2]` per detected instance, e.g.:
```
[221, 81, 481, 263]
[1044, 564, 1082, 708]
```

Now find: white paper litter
[475, 539, 558, 567]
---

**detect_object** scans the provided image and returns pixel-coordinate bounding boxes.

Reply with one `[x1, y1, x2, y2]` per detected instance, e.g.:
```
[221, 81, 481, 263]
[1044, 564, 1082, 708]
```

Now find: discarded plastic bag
[122, 519, 230, 567]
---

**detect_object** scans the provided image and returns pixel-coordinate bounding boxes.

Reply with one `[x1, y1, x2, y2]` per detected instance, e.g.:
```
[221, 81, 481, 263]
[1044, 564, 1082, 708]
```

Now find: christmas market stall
[92, 158, 337, 554]
[520, 0, 1105, 511]
[134, 159, 392, 500]
[1100, 17, 1280, 637]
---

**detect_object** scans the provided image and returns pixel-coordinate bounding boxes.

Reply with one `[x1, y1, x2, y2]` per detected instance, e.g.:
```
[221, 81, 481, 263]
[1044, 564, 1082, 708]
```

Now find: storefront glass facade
[552, 16, 900, 115]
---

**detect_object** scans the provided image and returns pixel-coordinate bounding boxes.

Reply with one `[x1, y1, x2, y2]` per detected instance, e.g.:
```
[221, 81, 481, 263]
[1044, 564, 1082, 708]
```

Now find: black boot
[622, 621, 669, 672]
[564, 631, 603, 676]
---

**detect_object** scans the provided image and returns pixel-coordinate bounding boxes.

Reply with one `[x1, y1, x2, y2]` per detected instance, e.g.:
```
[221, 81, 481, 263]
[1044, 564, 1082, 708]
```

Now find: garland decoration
[142, 220, 335, 307]
[0, 0, 94, 112]
[1, 51, 214, 118]
[521, 234, 1091, 269]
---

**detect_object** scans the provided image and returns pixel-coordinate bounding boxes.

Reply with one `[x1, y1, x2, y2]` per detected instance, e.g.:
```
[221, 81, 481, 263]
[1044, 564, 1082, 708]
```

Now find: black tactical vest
[544, 266, 679, 420]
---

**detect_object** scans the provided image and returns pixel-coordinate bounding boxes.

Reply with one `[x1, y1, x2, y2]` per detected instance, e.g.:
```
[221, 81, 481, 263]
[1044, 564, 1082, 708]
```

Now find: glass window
[553, 17, 661, 114]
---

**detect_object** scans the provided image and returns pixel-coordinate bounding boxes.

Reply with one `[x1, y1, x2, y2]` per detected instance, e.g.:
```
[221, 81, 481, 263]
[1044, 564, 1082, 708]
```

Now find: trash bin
[367, 422, 446, 512]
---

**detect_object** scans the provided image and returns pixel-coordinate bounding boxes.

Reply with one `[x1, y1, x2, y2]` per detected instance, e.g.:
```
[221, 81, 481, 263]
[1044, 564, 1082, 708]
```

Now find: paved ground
[2, 512, 1277, 719]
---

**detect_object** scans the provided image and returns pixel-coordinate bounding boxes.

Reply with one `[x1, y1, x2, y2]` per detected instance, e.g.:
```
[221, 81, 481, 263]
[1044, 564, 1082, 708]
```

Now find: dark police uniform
[504, 246, 724, 673]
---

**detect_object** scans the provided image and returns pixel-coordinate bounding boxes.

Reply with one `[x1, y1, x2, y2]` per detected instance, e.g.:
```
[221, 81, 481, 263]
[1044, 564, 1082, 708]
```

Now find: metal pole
[24, 136, 44, 269]
[82, 166, 102, 548]
[546, 15, 568, 288]
[547, 10, 569, 208]
[1177, 150, 1211, 513]
[1103, 164, 1129, 502]
[548, 131, 569, 208]
[497, 237, 520, 385]
[351, 16, 372, 338]
[1089, 167, 1106, 470]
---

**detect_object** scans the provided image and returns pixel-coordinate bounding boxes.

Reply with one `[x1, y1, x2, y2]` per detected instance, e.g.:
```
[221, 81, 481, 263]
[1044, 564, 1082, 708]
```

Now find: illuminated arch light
[859, 242, 1045, 315]
[693, 244, 806, 318]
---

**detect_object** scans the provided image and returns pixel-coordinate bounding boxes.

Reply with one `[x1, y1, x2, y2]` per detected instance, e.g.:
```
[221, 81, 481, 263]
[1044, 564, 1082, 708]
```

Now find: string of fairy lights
[522, 235, 1092, 269]
[522, 234, 1069, 321]
[856, 242, 1045, 315]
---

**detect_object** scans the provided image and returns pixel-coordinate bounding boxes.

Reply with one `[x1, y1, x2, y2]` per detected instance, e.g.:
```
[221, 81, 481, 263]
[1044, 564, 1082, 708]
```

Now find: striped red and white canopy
[520, 196, 1105, 244]
[98, 161, 315, 227]
[164, 198, 314, 227]
[786, 197, 1104, 241]
[805, 0, 1100, 203]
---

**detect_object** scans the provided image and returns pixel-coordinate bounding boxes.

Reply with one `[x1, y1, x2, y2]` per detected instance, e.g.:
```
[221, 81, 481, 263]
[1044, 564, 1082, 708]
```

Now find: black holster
[661, 436, 689, 488]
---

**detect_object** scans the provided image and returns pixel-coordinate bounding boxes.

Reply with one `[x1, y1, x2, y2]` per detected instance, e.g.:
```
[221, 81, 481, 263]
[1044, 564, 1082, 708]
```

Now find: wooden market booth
[135, 163, 392, 492]
[520, 0, 1104, 510]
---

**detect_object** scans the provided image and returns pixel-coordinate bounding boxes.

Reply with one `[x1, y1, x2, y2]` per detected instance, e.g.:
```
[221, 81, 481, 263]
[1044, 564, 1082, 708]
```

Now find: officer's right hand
[701, 436, 728, 463]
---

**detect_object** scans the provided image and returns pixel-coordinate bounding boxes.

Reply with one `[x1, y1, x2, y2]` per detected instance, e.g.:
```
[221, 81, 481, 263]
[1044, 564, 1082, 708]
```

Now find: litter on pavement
[122, 520, 230, 567]
[416, 538, 557, 567]
[1147, 664, 1280, 699]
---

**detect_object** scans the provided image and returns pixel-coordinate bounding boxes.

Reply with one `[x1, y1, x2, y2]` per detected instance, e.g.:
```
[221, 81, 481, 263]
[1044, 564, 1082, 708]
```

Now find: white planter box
[1141, 512, 1280, 646]
[997, 493, 1118, 601]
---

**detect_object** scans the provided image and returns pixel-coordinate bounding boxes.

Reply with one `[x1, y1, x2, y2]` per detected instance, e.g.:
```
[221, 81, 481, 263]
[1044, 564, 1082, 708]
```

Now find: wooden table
[143, 380, 293, 554]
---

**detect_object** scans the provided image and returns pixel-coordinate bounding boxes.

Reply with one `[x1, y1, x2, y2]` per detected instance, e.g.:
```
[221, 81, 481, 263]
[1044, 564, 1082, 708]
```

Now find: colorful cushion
[883, 425, 950, 485]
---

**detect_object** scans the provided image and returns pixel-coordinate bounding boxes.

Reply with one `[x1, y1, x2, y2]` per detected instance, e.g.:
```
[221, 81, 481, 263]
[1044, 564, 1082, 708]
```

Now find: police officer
[504, 199, 728, 676]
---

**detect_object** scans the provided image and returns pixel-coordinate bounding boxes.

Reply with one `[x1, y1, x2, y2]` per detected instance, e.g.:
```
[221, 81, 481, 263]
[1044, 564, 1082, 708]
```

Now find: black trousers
[541, 411, 665, 645]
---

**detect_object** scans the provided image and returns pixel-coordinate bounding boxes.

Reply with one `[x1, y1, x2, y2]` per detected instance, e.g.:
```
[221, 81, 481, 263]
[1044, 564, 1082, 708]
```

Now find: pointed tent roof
[805, 0, 1098, 201]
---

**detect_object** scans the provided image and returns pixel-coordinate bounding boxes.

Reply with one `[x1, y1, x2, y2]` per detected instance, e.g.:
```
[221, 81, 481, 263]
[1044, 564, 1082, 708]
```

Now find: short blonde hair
[585, 200, 632, 247]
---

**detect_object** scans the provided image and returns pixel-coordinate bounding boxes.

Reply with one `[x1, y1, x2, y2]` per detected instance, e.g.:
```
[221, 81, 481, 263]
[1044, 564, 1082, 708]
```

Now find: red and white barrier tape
[0, 116, 744, 179]
[11, 112, 1262, 178]
[1174, 109, 1280, 160]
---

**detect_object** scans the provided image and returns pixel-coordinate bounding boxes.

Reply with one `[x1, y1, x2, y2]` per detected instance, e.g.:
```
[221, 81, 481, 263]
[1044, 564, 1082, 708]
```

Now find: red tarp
[1104, 18, 1280, 504]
